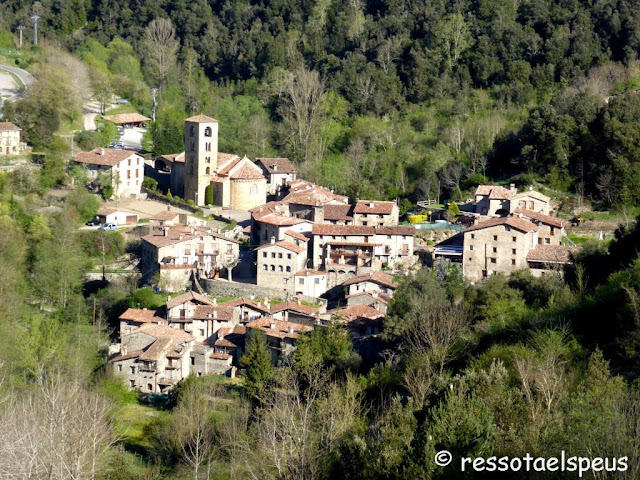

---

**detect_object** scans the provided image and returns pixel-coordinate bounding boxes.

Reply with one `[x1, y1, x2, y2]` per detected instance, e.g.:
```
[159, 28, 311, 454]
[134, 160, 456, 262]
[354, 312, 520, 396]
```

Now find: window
[315, 278, 320, 284]
[286, 266, 291, 272]
[468, 257, 473, 262]
[511, 259, 516, 265]
[129, 380, 135, 388]
[512, 236, 517, 242]
[227, 244, 232, 253]
[471, 234, 475, 239]
[206, 167, 210, 175]
[545, 238, 550, 244]
[147, 383, 153, 391]
[278, 253, 283, 259]
[190, 126, 196, 137]
[493, 235, 498, 241]
[278, 265, 283, 272]
[262, 265, 267, 270]
[505, 226, 511, 231]
[469, 245, 474, 251]
[130, 366, 135, 374]
[271, 252, 276, 258]
[205, 142, 211, 152]
[270, 265, 275, 271]
[128, 158, 131, 166]
[204, 126, 212, 137]
[135, 169, 139, 177]
[512, 248, 516, 254]
[190, 141, 195, 152]
[117, 364, 123, 372]
[298, 278, 304, 285]
[191, 357, 195, 365]
[363, 222, 368, 226]
[199, 329, 205, 337]
[529, 201, 534, 209]
[287, 253, 292, 259]
[262, 252, 267, 258]
[490, 258, 497, 264]
[492, 247, 497, 253]
[127, 170, 131, 179]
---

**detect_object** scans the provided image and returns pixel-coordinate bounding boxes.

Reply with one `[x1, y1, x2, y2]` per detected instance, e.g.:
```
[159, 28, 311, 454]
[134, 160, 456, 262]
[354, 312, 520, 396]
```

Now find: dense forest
[3, 0, 640, 205]
[1, 0, 640, 478]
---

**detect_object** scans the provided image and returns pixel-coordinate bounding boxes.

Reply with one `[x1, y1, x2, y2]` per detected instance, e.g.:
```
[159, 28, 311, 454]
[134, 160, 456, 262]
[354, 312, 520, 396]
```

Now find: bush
[77, 230, 125, 260]
[143, 176, 158, 191]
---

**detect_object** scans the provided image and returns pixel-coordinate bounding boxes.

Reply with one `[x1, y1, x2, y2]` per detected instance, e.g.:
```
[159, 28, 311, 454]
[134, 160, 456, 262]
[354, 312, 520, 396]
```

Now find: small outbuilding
[97, 208, 139, 225]
[102, 113, 151, 128]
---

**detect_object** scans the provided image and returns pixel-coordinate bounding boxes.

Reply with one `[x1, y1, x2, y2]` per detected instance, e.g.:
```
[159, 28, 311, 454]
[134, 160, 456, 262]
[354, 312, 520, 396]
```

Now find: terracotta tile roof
[216, 155, 241, 175]
[329, 304, 384, 322]
[475, 184, 516, 200]
[97, 208, 137, 217]
[74, 148, 139, 167]
[160, 152, 185, 163]
[233, 324, 247, 334]
[341, 271, 397, 289]
[354, 200, 396, 215]
[312, 224, 375, 236]
[102, 113, 150, 124]
[0, 121, 20, 132]
[150, 210, 181, 221]
[375, 226, 415, 236]
[256, 157, 296, 174]
[514, 209, 564, 228]
[246, 317, 313, 339]
[256, 240, 306, 254]
[283, 181, 348, 206]
[527, 245, 576, 263]
[285, 230, 309, 242]
[323, 204, 353, 221]
[254, 213, 308, 227]
[250, 201, 287, 216]
[230, 163, 265, 180]
[192, 305, 236, 321]
[185, 114, 218, 123]
[221, 297, 271, 313]
[142, 225, 241, 248]
[269, 301, 319, 316]
[119, 308, 164, 323]
[166, 290, 216, 309]
[215, 336, 239, 348]
[132, 323, 194, 342]
[108, 350, 143, 363]
[465, 216, 539, 233]
[139, 337, 174, 361]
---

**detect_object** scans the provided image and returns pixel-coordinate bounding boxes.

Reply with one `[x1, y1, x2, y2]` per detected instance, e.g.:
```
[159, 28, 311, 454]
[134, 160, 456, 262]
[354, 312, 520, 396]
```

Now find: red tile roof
[119, 308, 164, 323]
[514, 209, 564, 228]
[294, 269, 325, 277]
[142, 225, 241, 248]
[256, 240, 306, 254]
[312, 224, 375, 236]
[211, 352, 232, 360]
[216, 155, 241, 175]
[132, 323, 194, 342]
[323, 204, 353, 221]
[465, 216, 539, 233]
[192, 305, 236, 321]
[221, 298, 271, 313]
[230, 164, 265, 180]
[329, 304, 384, 322]
[108, 350, 143, 363]
[166, 290, 216, 309]
[102, 113, 150, 124]
[0, 121, 20, 132]
[283, 181, 348, 206]
[354, 200, 396, 215]
[285, 230, 309, 242]
[159, 152, 185, 163]
[74, 148, 139, 167]
[269, 301, 319, 316]
[246, 317, 313, 339]
[345, 291, 391, 303]
[150, 210, 181, 221]
[341, 271, 397, 289]
[375, 226, 415, 236]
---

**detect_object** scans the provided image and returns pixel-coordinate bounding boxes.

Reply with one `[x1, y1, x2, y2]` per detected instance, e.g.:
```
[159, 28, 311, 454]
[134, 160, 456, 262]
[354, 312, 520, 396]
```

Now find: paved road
[0, 64, 35, 102]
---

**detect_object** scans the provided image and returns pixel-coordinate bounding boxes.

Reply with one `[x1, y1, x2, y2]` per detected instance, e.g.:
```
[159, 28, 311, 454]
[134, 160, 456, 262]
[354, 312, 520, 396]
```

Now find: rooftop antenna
[31, 15, 40, 46]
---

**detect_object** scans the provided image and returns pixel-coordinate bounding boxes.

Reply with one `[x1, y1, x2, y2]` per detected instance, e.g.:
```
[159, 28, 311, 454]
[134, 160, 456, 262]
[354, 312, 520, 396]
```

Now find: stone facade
[256, 239, 308, 292]
[352, 200, 399, 227]
[293, 270, 328, 297]
[0, 121, 21, 156]
[184, 115, 219, 206]
[74, 149, 145, 198]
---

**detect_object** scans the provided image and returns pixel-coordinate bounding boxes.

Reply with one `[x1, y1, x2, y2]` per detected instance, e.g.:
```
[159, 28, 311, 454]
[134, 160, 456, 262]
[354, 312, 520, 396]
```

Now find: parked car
[100, 223, 117, 231]
[115, 99, 129, 104]
[85, 217, 100, 226]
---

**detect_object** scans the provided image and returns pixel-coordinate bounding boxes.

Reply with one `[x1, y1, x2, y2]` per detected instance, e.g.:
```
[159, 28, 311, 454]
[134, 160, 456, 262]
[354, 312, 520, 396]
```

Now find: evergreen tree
[240, 331, 274, 403]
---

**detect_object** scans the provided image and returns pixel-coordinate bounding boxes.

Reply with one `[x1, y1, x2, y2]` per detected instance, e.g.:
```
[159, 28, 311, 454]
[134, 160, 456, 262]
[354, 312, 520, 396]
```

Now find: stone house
[73, 148, 145, 198]
[245, 317, 313, 364]
[109, 323, 196, 393]
[510, 190, 551, 215]
[181, 115, 267, 209]
[514, 208, 565, 245]
[118, 307, 166, 338]
[345, 291, 390, 314]
[220, 297, 271, 323]
[474, 184, 551, 217]
[250, 201, 312, 247]
[0, 121, 21, 155]
[352, 200, 399, 227]
[325, 304, 385, 339]
[526, 244, 575, 277]
[141, 225, 241, 289]
[341, 271, 398, 296]
[463, 216, 540, 282]
[255, 157, 297, 196]
[293, 269, 328, 297]
[322, 204, 354, 225]
[148, 208, 205, 229]
[269, 300, 323, 325]
[281, 180, 349, 221]
[256, 238, 308, 291]
[167, 295, 241, 343]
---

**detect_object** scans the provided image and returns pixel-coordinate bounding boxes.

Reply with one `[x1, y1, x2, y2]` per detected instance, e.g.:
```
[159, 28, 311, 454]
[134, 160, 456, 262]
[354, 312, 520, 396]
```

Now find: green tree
[240, 331, 274, 403]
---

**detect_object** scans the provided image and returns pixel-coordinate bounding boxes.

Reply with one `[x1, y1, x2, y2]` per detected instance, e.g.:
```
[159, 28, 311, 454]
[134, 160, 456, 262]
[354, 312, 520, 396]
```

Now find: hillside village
[72, 114, 576, 390]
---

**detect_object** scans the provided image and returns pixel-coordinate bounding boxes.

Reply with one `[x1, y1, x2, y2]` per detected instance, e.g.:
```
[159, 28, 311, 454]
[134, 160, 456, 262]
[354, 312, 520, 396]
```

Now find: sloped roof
[159, 152, 185, 164]
[353, 200, 396, 215]
[256, 240, 306, 254]
[375, 226, 415, 236]
[150, 210, 181, 221]
[269, 301, 319, 316]
[142, 225, 241, 248]
[119, 308, 163, 323]
[221, 297, 271, 313]
[475, 184, 516, 200]
[256, 157, 296, 174]
[132, 323, 194, 342]
[74, 148, 139, 167]
[465, 216, 539, 233]
[328, 304, 384, 322]
[102, 113, 150, 124]
[166, 290, 216, 309]
[513, 190, 551, 203]
[285, 230, 309, 242]
[185, 114, 218, 123]
[216, 155, 242, 175]
[312, 224, 375, 236]
[323, 204, 353, 221]
[246, 317, 313, 339]
[0, 121, 20, 132]
[514, 208, 564, 228]
[230, 164, 265, 180]
[341, 271, 397, 289]
[527, 245, 576, 263]
[192, 305, 236, 321]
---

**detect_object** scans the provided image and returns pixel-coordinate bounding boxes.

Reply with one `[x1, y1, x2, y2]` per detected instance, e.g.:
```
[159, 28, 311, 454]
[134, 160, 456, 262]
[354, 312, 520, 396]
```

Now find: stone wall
[200, 278, 327, 308]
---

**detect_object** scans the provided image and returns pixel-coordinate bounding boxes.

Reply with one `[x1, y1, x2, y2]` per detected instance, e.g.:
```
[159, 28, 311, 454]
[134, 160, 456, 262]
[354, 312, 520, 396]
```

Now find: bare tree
[143, 18, 180, 87]
[440, 161, 465, 200]
[278, 68, 326, 165]
[219, 253, 240, 282]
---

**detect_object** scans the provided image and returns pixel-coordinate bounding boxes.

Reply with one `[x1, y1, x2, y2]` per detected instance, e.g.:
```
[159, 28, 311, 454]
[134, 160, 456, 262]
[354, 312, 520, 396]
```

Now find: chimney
[270, 323, 276, 329]
[369, 202, 374, 209]
[288, 327, 294, 334]
[163, 227, 168, 237]
[213, 310, 217, 319]
[529, 185, 533, 191]
[510, 183, 516, 193]
[143, 307, 147, 310]
[270, 236, 275, 244]
[100, 148, 105, 156]
[167, 205, 171, 211]
[212, 298, 217, 305]
[167, 296, 172, 302]
[273, 164, 278, 172]
[284, 310, 289, 322]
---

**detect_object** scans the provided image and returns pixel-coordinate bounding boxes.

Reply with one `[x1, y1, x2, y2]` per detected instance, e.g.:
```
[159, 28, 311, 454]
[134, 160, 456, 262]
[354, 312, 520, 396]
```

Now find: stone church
[181, 115, 267, 210]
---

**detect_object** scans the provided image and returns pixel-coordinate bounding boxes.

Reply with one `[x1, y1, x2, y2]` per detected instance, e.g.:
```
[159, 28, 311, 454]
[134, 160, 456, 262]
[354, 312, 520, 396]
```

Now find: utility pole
[31, 15, 40, 46]
[151, 87, 158, 121]
[17, 26, 24, 48]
